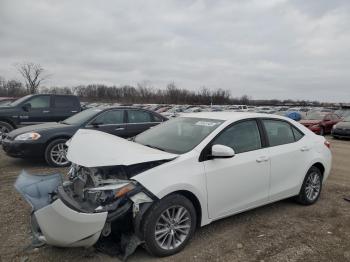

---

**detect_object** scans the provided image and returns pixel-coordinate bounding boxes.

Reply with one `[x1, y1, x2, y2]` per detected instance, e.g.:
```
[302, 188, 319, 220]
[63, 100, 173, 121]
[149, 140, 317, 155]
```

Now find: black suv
[0, 94, 81, 141]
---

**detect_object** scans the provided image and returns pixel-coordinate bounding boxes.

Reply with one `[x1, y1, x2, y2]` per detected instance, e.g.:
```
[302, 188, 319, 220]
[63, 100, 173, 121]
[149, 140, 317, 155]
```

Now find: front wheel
[0, 121, 13, 142]
[296, 166, 323, 205]
[45, 139, 70, 167]
[141, 194, 197, 257]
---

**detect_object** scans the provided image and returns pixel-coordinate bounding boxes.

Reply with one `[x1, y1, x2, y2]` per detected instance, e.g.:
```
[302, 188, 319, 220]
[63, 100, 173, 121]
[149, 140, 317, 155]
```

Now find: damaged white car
[15, 112, 332, 258]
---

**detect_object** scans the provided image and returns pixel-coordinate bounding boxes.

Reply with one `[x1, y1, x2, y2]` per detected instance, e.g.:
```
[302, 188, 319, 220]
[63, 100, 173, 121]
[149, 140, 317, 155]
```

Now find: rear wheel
[142, 194, 197, 257]
[0, 121, 13, 142]
[45, 139, 70, 167]
[296, 166, 323, 205]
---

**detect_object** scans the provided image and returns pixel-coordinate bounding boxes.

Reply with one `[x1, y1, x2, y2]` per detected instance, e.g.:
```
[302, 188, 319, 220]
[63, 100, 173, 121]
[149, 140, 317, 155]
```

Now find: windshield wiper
[144, 144, 166, 152]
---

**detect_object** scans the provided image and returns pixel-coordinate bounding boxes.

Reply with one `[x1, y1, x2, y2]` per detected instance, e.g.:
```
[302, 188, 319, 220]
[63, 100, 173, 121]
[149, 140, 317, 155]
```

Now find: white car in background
[16, 112, 332, 258]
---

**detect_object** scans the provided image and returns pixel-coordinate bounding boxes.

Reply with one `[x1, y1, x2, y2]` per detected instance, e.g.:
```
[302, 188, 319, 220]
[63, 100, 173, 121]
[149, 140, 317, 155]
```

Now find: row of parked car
[0, 94, 349, 168]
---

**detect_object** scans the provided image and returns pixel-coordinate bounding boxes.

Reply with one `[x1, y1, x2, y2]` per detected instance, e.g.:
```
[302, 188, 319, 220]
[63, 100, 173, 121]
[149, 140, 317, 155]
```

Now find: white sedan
[16, 112, 331, 258]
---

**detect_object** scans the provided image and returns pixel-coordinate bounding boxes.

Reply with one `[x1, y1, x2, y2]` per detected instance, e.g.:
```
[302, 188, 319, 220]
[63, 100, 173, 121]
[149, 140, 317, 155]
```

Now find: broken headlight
[84, 182, 136, 205]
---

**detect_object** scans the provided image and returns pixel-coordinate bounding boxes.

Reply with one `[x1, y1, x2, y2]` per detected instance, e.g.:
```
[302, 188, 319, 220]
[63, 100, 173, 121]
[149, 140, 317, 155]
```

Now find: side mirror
[22, 103, 31, 112]
[91, 121, 102, 128]
[211, 144, 235, 159]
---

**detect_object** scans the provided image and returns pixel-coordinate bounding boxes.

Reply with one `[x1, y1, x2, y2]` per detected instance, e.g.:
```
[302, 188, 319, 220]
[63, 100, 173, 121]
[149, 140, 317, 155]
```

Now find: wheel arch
[45, 135, 72, 147]
[167, 190, 202, 228]
[311, 162, 325, 177]
[0, 118, 17, 129]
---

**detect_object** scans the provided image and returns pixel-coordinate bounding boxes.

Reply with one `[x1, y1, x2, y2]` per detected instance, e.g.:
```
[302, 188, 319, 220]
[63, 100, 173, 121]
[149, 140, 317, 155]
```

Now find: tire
[0, 121, 14, 142]
[44, 138, 70, 167]
[320, 127, 325, 136]
[296, 166, 323, 205]
[141, 194, 197, 257]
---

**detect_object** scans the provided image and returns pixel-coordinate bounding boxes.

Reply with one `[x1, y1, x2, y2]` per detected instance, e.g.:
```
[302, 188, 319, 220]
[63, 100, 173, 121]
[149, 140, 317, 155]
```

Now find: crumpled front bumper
[33, 199, 107, 247]
[15, 171, 108, 247]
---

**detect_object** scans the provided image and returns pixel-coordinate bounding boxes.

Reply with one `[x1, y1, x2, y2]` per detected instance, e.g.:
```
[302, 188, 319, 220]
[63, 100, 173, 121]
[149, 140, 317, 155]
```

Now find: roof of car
[180, 112, 289, 121]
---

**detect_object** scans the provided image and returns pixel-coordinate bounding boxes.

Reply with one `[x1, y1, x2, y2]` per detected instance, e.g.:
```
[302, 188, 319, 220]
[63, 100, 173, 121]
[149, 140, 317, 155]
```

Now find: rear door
[52, 96, 80, 122]
[261, 119, 311, 201]
[85, 109, 128, 137]
[126, 109, 162, 137]
[19, 95, 53, 126]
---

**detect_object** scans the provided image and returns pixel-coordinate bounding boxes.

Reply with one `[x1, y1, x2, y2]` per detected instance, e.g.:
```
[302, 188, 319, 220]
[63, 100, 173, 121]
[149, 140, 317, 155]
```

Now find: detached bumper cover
[34, 199, 107, 247]
[15, 172, 108, 247]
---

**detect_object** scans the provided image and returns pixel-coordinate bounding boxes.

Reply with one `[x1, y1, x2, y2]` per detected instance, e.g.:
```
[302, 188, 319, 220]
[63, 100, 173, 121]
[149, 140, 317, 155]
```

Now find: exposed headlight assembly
[15, 132, 41, 141]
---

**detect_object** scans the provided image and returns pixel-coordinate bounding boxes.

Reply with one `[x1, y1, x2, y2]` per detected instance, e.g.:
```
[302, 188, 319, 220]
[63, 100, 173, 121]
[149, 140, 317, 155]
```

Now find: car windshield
[134, 117, 224, 154]
[62, 108, 102, 125]
[344, 116, 350, 122]
[9, 95, 32, 106]
[305, 112, 325, 120]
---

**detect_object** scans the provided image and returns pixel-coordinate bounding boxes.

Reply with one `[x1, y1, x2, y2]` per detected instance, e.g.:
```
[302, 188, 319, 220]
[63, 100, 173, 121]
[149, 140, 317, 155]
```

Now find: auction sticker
[195, 121, 220, 127]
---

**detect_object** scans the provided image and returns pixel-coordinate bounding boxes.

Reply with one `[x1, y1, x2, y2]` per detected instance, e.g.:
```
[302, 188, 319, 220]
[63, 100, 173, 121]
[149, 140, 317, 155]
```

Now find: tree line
[0, 62, 329, 106]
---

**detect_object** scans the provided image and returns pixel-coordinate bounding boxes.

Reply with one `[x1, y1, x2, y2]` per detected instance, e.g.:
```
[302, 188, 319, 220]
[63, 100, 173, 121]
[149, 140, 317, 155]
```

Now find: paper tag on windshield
[195, 121, 220, 127]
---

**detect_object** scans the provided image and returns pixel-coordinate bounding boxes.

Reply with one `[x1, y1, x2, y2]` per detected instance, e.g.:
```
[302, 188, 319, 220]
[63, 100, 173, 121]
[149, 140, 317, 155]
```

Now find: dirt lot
[0, 136, 349, 262]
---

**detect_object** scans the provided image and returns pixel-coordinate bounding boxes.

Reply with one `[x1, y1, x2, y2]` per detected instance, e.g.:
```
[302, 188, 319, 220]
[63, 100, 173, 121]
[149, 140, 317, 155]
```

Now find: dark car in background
[0, 94, 81, 141]
[0, 97, 16, 106]
[299, 112, 341, 135]
[332, 115, 350, 139]
[2, 107, 167, 167]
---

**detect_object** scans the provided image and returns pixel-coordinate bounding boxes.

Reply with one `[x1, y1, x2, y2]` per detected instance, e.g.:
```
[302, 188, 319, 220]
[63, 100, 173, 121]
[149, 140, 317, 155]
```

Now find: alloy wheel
[305, 172, 321, 201]
[0, 125, 10, 142]
[155, 205, 191, 250]
[50, 143, 69, 166]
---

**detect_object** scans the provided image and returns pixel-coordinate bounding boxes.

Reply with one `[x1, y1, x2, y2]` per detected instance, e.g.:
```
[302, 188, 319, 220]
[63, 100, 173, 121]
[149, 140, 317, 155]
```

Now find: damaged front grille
[61, 159, 166, 212]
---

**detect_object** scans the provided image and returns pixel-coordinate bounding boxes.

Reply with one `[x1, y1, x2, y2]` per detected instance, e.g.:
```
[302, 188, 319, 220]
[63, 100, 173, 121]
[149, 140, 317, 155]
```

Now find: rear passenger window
[263, 120, 295, 146]
[128, 110, 152, 123]
[213, 120, 261, 154]
[54, 96, 77, 108]
[152, 114, 163, 122]
[292, 126, 304, 141]
[94, 110, 124, 125]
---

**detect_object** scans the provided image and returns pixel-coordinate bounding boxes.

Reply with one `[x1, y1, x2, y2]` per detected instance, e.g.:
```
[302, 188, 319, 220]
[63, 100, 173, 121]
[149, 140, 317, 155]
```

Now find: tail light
[324, 140, 330, 149]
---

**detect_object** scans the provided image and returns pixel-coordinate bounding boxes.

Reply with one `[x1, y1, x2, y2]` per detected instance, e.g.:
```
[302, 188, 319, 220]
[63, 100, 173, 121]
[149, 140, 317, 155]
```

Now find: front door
[19, 95, 53, 126]
[85, 109, 128, 137]
[203, 120, 270, 220]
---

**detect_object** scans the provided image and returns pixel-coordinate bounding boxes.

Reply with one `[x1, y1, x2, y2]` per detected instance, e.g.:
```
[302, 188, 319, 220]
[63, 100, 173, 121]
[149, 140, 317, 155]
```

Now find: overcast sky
[0, 0, 349, 102]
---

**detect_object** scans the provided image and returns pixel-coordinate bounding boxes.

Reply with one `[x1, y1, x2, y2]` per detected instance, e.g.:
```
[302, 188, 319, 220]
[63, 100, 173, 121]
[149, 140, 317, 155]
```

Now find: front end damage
[14, 161, 168, 259]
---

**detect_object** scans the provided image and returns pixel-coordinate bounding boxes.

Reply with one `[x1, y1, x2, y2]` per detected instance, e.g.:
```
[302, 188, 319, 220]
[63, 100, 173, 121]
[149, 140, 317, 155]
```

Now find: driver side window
[26, 96, 50, 109]
[213, 120, 262, 154]
[93, 110, 125, 125]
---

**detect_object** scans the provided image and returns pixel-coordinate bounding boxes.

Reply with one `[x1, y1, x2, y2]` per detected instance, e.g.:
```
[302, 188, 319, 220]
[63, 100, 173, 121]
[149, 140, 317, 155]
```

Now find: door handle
[300, 146, 310, 152]
[115, 127, 125, 131]
[256, 156, 269, 163]
[43, 110, 50, 113]
[71, 110, 78, 113]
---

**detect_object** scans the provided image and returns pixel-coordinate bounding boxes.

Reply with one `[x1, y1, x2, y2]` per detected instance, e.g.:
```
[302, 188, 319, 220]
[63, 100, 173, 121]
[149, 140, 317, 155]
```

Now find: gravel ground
[0, 136, 349, 262]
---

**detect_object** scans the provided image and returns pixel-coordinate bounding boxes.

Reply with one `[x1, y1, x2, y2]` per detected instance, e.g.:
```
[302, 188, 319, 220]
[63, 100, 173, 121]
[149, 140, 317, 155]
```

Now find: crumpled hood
[66, 129, 178, 167]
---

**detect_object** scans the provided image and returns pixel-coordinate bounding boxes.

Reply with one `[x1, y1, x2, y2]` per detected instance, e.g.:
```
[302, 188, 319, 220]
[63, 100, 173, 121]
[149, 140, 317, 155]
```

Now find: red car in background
[299, 112, 341, 135]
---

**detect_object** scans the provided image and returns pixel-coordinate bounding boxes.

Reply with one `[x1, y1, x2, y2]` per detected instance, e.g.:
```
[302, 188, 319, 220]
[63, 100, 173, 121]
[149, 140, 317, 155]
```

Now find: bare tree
[17, 62, 46, 94]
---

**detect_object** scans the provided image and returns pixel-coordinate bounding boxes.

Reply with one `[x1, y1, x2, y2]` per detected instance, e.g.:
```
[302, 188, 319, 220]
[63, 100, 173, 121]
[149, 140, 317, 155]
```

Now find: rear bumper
[332, 129, 350, 138]
[2, 139, 46, 158]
